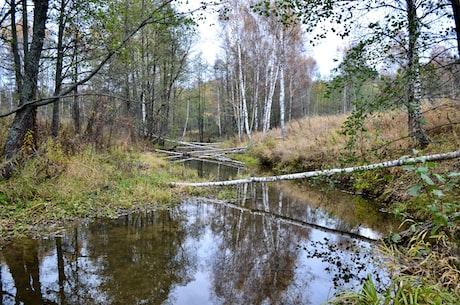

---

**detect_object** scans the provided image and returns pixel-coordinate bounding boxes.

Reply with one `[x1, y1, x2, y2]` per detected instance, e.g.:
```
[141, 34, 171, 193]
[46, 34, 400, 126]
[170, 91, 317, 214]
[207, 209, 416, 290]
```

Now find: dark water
[0, 161, 397, 305]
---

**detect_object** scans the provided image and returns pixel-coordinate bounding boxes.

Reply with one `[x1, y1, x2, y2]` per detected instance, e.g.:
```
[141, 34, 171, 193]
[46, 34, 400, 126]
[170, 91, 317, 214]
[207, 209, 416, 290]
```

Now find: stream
[0, 160, 398, 305]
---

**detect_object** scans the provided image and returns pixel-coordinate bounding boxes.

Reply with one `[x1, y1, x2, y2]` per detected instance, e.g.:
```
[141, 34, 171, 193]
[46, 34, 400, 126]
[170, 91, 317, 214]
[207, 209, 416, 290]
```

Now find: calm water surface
[0, 161, 397, 305]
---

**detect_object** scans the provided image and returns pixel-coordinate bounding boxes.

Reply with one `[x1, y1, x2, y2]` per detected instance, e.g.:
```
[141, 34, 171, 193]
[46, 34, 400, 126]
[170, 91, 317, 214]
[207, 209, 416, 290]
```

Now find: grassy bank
[0, 135, 205, 242]
[244, 102, 460, 303]
[247, 103, 460, 202]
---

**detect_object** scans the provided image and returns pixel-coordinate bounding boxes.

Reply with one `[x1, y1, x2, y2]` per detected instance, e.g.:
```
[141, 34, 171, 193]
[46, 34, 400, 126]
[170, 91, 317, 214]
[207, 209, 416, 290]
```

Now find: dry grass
[248, 114, 348, 171]
[248, 100, 460, 172]
[382, 228, 460, 293]
[0, 139, 181, 240]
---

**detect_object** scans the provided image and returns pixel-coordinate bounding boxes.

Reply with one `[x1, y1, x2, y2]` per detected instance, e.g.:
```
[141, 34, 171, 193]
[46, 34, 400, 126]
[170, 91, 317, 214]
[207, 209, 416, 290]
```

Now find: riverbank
[244, 103, 460, 207]
[1, 103, 459, 302]
[0, 139, 209, 243]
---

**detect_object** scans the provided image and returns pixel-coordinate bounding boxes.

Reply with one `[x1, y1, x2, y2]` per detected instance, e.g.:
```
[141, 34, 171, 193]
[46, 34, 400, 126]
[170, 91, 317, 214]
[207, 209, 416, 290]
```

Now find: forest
[1, 1, 460, 303]
[0, 0, 459, 168]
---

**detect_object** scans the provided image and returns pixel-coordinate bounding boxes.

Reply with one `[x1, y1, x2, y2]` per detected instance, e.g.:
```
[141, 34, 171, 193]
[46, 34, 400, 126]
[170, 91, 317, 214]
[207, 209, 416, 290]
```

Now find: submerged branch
[170, 150, 460, 187]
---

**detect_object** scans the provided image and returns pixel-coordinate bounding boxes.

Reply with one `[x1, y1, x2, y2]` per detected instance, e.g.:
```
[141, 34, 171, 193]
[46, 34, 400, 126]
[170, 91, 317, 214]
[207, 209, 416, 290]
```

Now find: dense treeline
[0, 0, 459, 178]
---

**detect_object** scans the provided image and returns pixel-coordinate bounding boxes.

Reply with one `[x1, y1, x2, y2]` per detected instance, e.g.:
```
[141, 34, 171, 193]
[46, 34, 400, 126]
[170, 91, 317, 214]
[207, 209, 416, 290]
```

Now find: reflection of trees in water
[211, 183, 313, 305]
[185, 160, 245, 180]
[2, 239, 57, 305]
[0, 210, 190, 305]
[85, 210, 189, 305]
[0, 179, 389, 305]
[304, 237, 386, 289]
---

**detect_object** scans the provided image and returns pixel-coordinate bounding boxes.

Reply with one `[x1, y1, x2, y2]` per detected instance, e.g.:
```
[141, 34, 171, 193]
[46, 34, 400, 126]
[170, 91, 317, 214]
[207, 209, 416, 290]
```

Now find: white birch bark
[252, 64, 260, 131]
[237, 43, 252, 141]
[262, 41, 279, 133]
[217, 88, 222, 137]
[278, 28, 286, 139]
[170, 150, 460, 187]
[182, 98, 189, 139]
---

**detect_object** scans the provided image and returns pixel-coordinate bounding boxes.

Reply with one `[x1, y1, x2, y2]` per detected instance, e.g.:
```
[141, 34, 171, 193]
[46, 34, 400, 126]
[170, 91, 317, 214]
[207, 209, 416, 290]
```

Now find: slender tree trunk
[252, 64, 260, 131]
[406, 0, 430, 148]
[342, 85, 348, 114]
[11, 1, 22, 94]
[279, 29, 286, 139]
[72, 31, 80, 134]
[263, 44, 279, 133]
[22, 1, 29, 64]
[52, 0, 66, 137]
[2, 0, 49, 179]
[217, 86, 222, 137]
[182, 98, 190, 139]
[237, 43, 251, 141]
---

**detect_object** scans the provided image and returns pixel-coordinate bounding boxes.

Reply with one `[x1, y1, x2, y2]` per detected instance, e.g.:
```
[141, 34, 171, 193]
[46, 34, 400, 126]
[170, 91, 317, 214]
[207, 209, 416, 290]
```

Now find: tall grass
[0, 134, 184, 240]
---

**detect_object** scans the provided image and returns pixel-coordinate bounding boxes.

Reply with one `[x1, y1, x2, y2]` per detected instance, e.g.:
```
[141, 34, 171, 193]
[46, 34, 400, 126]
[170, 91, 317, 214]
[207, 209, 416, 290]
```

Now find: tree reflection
[83, 210, 189, 305]
[2, 239, 57, 305]
[0, 210, 189, 305]
[210, 183, 311, 305]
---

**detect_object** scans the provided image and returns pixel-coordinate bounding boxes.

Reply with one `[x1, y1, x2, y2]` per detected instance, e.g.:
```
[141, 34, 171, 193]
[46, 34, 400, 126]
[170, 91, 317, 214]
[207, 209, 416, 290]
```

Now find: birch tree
[262, 36, 279, 133]
[256, 0, 455, 148]
[220, 0, 253, 141]
[278, 27, 286, 139]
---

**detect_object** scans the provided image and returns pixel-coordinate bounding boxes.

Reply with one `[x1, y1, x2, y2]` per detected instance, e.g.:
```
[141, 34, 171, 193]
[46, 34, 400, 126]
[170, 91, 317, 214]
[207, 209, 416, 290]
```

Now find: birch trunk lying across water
[169, 150, 460, 187]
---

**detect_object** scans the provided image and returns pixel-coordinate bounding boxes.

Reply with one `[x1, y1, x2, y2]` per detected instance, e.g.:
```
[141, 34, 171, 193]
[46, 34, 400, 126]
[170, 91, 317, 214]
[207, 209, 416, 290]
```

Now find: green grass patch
[0, 142, 184, 240]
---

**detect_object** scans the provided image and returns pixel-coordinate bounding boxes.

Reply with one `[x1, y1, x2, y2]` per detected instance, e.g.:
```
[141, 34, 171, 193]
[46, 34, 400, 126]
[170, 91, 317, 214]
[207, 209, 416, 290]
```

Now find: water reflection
[1, 180, 394, 305]
[183, 159, 246, 180]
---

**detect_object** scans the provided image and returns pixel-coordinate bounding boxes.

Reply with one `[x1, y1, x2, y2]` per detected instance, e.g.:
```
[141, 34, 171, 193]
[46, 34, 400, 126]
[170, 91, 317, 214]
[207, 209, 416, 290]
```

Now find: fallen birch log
[169, 150, 460, 187]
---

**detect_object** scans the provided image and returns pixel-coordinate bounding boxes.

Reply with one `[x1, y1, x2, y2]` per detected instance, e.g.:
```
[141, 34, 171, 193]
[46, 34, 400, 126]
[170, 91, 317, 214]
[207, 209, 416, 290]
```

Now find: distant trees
[216, 0, 316, 140]
[1, 0, 460, 178]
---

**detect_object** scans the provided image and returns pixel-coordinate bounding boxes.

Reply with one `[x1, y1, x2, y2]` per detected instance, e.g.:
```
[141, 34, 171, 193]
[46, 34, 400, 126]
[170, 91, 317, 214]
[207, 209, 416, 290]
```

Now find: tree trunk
[451, 0, 460, 58]
[2, 0, 49, 179]
[278, 28, 286, 139]
[70, 30, 81, 134]
[237, 43, 251, 141]
[182, 98, 190, 139]
[263, 43, 279, 133]
[406, 0, 430, 148]
[10, 1, 22, 94]
[252, 64, 260, 131]
[170, 150, 460, 187]
[52, 0, 66, 137]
